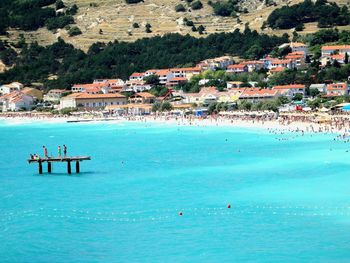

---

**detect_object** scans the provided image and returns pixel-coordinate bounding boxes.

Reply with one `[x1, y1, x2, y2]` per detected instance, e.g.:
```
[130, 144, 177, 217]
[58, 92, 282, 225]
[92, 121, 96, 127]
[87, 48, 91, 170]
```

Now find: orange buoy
[227, 204, 231, 209]
[179, 211, 183, 216]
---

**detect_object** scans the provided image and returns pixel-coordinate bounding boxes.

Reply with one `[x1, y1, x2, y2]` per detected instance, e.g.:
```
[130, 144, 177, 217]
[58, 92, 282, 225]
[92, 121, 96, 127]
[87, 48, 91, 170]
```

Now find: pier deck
[28, 156, 91, 174]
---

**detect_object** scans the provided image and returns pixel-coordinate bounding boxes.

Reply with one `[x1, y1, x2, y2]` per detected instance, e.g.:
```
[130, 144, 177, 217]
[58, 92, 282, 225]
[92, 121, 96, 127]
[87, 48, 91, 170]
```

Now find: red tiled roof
[169, 77, 188, 82]
[132, 92, 155, 98]
[271, 59, 292, 64]
[273, 84, 305, 90]
[290, 42, 306, 48]
[327, 83, 347, 90]
[241, 60, 264, 65]
[170, 67, 202, 72]
[72, 93, 125, 99]
[270, 67, 286, 73]
[130, 72, 144, 78]
[227, 64, 246, 69]
[322, 45, 350, 51]
[330, 54, 344, 60]
[156, 69, 171, 76]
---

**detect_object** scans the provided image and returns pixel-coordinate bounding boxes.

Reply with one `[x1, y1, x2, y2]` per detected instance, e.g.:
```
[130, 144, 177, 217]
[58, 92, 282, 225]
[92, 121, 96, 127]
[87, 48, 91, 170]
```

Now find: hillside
[0, 0, 349, 53]
[0, 0, 300, 51]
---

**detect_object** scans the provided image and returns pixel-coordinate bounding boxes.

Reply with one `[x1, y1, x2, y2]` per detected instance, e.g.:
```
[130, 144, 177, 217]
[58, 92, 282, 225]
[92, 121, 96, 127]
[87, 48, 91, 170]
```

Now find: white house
[272, 84, 305, 99]
[0, 82, 24, 95]
[197, 56, 234, 70]
[290, 42, 308, 56]
[321, 45, 350, 57]
[43, 89, 70, 102]
[325, 83, 349, 97]
[129, 73, 145, 81]
[226, 64, 248, 73]
[155, 70, 174, 85]
[0, 91, 34, 111]
[309, 84, 326, 93]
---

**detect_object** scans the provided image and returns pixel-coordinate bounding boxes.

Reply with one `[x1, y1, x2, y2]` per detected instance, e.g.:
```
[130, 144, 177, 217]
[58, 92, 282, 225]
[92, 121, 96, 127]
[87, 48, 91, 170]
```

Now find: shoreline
[0, 114, 348, 135]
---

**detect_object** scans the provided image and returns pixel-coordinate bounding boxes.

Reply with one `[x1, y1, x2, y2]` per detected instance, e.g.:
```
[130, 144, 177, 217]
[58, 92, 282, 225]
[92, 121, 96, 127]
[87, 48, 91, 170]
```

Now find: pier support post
[38, 161, 43, 174]
[48, 162, 52, 173]
[67, 161, 71, 174]
[76, 161, 80, 174]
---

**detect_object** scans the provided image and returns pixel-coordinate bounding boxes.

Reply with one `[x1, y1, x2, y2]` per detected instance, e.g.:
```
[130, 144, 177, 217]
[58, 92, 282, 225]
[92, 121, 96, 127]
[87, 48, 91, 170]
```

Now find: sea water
[0, 121, 350, 262]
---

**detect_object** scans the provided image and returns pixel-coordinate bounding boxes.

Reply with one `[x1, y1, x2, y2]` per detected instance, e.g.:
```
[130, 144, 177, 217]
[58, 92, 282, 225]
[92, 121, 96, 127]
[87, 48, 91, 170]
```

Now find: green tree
[144, 75, 160, 85]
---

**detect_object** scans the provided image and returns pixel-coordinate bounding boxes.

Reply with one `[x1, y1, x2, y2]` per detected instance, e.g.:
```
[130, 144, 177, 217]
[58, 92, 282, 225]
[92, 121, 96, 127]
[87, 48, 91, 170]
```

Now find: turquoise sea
[0, 121, 350, 262]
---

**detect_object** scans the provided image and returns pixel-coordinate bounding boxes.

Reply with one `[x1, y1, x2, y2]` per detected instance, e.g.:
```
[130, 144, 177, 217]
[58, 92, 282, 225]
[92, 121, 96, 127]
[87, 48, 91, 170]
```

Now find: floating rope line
[1, 205, 349, 224]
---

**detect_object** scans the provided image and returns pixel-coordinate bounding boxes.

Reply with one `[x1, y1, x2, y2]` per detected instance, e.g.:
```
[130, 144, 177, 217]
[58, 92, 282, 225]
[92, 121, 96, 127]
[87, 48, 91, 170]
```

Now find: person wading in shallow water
[63, 145, 67, 157]
[58, 146, 61, 157]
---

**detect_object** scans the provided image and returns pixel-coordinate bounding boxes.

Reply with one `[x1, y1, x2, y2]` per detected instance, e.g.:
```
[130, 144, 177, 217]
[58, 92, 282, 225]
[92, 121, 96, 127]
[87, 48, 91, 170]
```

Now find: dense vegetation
[267, 0, 350, 29]
[208, 0, 241, 17]
[0, 29, 288, 89]
[0, 0, 77, 34]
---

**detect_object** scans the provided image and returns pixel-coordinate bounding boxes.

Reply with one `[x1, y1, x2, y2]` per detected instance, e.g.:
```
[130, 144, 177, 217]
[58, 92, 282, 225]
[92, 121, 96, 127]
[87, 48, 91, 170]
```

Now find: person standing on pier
[63, 145, 67, 157]
[58, 146, 61, 157]
[43, 146, 48, 158]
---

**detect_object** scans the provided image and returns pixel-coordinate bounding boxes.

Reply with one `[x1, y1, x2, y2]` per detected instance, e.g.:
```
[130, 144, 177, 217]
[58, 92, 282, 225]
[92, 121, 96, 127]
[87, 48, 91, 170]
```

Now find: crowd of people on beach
[30, 145, 67, 160]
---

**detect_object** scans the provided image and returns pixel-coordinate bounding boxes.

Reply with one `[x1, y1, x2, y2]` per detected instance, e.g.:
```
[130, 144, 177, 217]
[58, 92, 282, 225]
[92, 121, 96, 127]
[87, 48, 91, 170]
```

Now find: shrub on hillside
[68, 26, 82, 37]
[175, 4, 186, 12]
[191, 1, 203, 10]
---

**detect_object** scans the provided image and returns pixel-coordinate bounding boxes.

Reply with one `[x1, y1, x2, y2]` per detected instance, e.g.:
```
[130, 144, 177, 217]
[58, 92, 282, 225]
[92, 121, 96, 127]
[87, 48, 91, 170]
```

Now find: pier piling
[28, 156, 90, 175]
[76, 161, 80, 173]
[67, 161, 71, 174]
[38, 161, 43, 174]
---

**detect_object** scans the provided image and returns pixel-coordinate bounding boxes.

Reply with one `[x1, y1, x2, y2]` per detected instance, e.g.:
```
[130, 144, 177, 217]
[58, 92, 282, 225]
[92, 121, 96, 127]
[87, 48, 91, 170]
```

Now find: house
[44, 89, 70, 102]
[155, 70, 174, 85]
[106, 92, 156, 115]
[129, 72, 145, 81]
[72, 83, 104, 94]
[129, 92, 156, 104]
[170, 67, 202, 80]
[241, 61, 265, 72]
[239, 88, 280, 102]
[321, 45, 350, 57]
[217, 89, 245, 103]
[0, 82, 24, 95]
[0, 91, 34, 111]
[166, 77, 188, 87]
[269, 59, 295, 70]
[197, 56, 234, 70]
[226, 64, 248, 73]
[320, 54, 345, 66]
[182, 92, 202, 104]
[309, 84, 326, 93]
[124, 80, 152, 92]
[144, 69, 159, 77]
[93, 79, 125, 87]
[227, 81, 243, 89]
[21, 87, 43, 101]
[325, 83, 349, 97]
[285, 52, 306, 68]
[269, 67, 286, 75]
[272, 84, 305, 99]
[290, 42, 308, 56]
[60, 93, 127, 109]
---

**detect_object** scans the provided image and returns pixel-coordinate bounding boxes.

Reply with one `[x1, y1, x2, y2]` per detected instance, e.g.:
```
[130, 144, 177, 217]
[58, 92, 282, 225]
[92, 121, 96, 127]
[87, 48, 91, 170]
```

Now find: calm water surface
[0, 121, 350, 262]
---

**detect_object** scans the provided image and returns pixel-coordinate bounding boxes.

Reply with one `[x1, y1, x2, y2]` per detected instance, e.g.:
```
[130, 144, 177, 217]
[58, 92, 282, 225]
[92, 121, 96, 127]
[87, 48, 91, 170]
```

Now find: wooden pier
[28, 156, 91, 175]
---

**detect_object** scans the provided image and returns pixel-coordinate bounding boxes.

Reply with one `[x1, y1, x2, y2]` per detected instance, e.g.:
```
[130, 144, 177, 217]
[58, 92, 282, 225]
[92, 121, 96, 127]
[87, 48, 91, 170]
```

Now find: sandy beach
[1, 112, 349, 136]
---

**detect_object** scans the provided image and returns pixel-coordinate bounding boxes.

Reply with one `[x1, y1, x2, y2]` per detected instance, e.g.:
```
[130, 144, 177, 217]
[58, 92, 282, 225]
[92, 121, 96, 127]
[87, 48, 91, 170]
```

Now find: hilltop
[1, 0, 349, 53]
